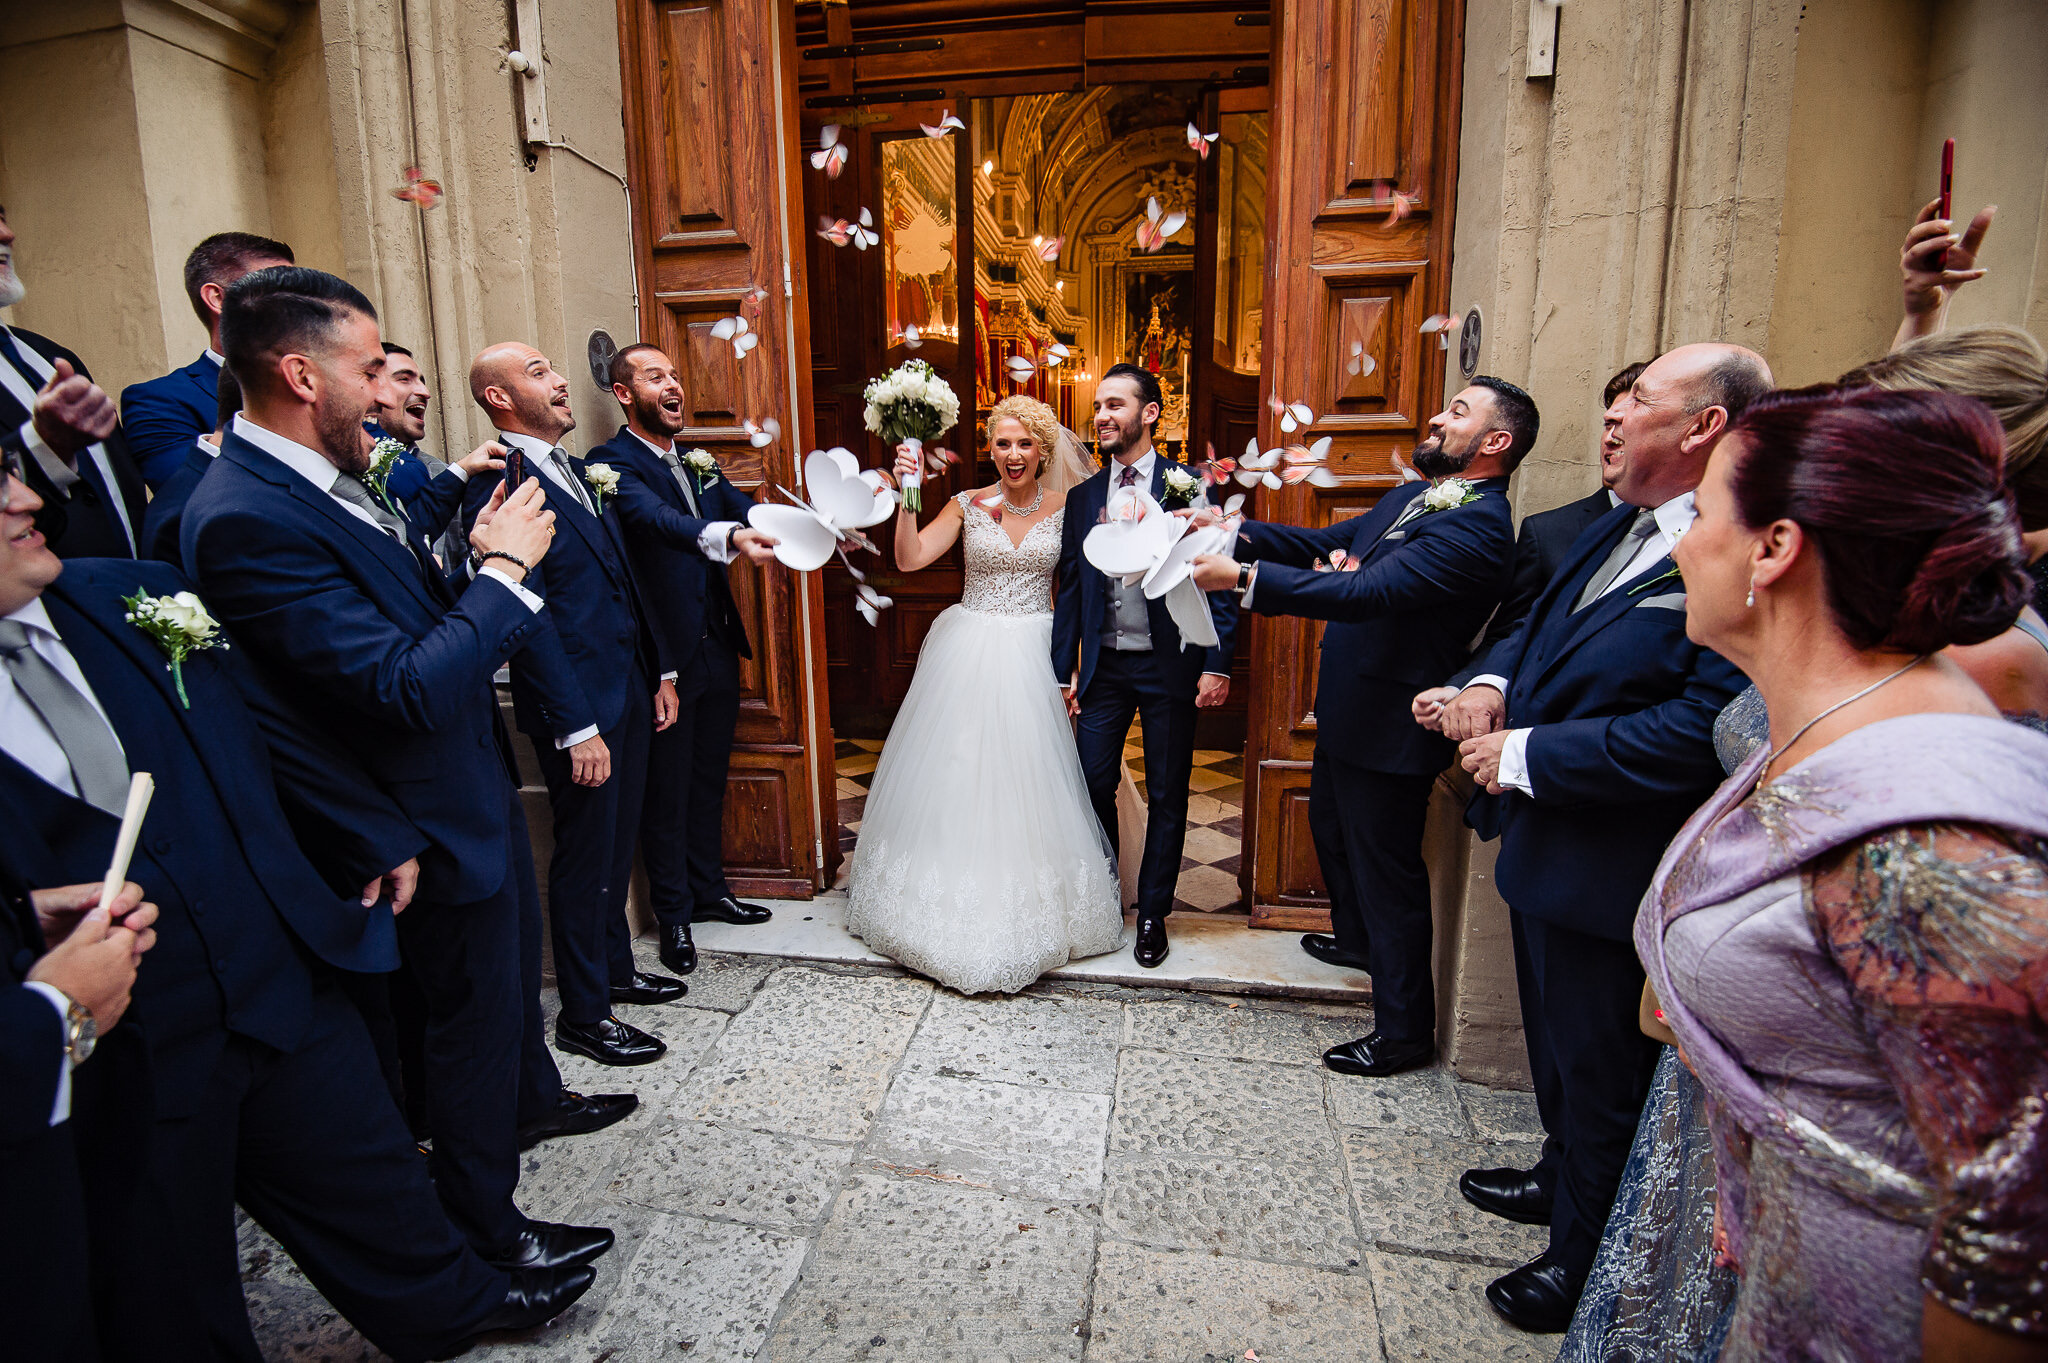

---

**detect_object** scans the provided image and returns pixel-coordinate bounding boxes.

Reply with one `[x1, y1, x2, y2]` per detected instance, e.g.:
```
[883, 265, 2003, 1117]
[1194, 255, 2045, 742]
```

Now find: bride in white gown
[846, 395, 1127, 994]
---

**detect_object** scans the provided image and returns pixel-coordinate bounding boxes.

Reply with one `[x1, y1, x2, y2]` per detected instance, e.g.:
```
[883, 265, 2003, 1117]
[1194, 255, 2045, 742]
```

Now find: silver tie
[551, 448, 596, 514]
[0, 618, 130, 814]
[332, 473, 410, 544]
[659, 450, 702, 516]
[1574, 508, 1660, 611]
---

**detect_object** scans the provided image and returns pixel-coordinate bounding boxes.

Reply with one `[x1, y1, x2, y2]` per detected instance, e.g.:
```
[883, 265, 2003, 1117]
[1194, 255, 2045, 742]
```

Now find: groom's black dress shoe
[556, 1014, 666, 1066]
[1133, 917, 1169, 969]
[1484, 1250, 1582, 1333]
[482, 1220, 615, 1273]
[610, 970, 686, 1005]
[1300, 934, 1372, 970]
[1460, 1166, 1554, 1225]
[697, 896, 772, 925]
[1322, 1031, 1433, 1078]
[518, 1090, 638, 1151]
[659, 922, 697, 975]
[438, 1265, 596, 1355]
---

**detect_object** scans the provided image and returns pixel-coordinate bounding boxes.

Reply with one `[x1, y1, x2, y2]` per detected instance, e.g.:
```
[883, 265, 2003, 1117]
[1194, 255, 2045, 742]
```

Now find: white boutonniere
[584, 462, 620, 514]
[364, 436, 408, 514]
[1160, 463, 1199, 509]
[1419, 477, 1481, 513]
[123, 588, 228, 709]
[682, 448, 721, 489]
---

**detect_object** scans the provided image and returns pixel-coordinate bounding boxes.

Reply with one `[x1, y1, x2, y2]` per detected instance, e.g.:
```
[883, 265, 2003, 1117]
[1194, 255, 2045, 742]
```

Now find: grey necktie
[1574, 508, 1661, 611]
[659, 450, 702, 516]
[0, 618, 130, 815]
[332, 473, 411, 545]
[550, 448, 596, 514]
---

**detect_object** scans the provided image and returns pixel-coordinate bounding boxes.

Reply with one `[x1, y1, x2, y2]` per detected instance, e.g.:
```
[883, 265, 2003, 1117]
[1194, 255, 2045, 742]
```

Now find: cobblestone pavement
[244, 948, 1557, 1362]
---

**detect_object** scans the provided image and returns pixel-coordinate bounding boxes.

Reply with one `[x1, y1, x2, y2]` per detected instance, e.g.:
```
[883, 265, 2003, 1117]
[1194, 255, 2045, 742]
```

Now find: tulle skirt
[846, 604, 1126, 994]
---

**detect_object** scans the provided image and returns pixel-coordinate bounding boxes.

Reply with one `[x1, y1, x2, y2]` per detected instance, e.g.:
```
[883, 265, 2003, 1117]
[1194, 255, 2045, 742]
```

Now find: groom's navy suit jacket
[1238, 476, 1514, 776]
[181, 428, 545, 905]
[1051, 456, 1239, 695]
[600, 429, 756, 667]
[1462, 502, 1745, 941]
[121, 350, 220, 489]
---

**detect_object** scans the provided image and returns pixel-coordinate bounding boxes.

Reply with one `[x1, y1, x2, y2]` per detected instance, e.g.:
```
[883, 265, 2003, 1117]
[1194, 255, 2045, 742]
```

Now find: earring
[1746, 580, 1756, 608]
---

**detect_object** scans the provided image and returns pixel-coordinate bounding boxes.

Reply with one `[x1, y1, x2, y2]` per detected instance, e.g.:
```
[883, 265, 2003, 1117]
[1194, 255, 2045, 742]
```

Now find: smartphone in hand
[501, 440, 526, 492]
[1936, 137, 1955, 271]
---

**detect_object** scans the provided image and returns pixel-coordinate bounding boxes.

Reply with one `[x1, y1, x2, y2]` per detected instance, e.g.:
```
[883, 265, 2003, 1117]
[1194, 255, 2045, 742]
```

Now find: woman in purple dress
[1639, 385, 2048, 1362]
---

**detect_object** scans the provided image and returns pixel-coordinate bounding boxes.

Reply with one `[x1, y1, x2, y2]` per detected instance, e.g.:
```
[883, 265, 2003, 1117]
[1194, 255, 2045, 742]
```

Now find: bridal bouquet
[863, 358, 959, 512]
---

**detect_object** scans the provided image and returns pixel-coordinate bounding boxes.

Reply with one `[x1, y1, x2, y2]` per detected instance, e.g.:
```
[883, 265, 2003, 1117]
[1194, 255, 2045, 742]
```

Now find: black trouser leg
[1511, 907, 1565, 1197]
[505, 792, 563, 1127]
[1316, 755, 1437, 1043]
[643, 644, 742, 929]
[1074, 651, 1141, 863]
[1131, 655, 1197, 922]
[1520, 912, 1661, 1280]
[1307, 748, 1369, 960]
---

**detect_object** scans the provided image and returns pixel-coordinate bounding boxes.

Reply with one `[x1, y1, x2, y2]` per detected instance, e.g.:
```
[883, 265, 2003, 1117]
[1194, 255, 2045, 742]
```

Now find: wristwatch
[1236, 561, 1253, 594]
[63, 998, 96, 1066]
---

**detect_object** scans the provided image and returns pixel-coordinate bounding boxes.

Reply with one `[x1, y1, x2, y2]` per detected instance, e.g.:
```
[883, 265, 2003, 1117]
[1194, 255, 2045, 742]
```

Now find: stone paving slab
[761, 1171, 1093, 1362]
[1456, 1081, 1546, 1143]
[629, 941, 780, 1013]
[896, 989, 1124, 1094]
[1324, 1066, 1471, 1140]
[1110, 1049, 1341, 1164]
[1343, 1131, 1548, 1266]
[1100, 1153, 1362, 1268]
[1122, 997, 1368, 1067]
[1085, 1241, 1382, 1361]
[679, 969, 933, 1142]
[1366, 1251, 1558, 1362]
[606, 1118, 854, 1232]
[551, 1004, 730, 1139]
[864, 1071, 1111, 1203]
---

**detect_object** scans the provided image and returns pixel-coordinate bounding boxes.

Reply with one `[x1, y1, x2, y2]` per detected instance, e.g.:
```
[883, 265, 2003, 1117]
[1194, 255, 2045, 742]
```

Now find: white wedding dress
[846, 492, 1126, 994]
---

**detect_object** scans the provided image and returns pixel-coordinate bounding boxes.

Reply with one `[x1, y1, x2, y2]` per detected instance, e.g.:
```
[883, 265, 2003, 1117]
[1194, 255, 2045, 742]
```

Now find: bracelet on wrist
[479, 550, 530, 574]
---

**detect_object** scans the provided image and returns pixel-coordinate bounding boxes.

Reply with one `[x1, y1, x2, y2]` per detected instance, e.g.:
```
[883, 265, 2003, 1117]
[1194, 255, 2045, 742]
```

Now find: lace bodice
[954, 492, 1060, 617]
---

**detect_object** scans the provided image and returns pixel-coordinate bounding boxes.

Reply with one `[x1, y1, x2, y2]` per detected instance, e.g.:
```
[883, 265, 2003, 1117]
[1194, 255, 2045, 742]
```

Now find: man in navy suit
[373, 341, 493, 569]
[1052, 363, 1238, 969]
[0, 205, 147, 559]
[598, 344, 781, 978]
[139, 364, 240, 563]
[1471, 363, 1641, 654]
[465, 341, 686, 1067]
[181, 266, 627, 1279]
[0, 457, 594, 1357]
[120, 231, 293, 489]
[1418, 343, 1769, 1331]
[1191, 378, 1538, 1077]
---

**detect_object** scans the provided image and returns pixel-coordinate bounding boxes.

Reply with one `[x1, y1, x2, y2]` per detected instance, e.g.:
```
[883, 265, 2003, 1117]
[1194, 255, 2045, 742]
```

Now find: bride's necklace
[1757, 654, 1929, 781]
[1000, 488, 1043, 517]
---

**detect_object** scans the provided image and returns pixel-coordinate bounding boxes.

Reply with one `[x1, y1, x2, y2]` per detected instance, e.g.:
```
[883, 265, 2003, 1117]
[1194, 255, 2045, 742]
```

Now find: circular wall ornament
[587, 329, 619, 392]
[1459, 306, 1483, 379]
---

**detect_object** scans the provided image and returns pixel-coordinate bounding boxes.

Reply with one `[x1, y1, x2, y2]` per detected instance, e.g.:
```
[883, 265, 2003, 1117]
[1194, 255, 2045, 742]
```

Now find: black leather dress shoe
[1484, 1250, 1582, 1333]
[697, 896, 771, 925]
[1322, 1031, 1433, 1078]
[555, 1014, 666, 1066]
[482, 1220, 615, 1273]
[1300, 933, 1372, 970]
[1460, 1165, 1554, 1225]
[659, 922, 697, 976]
[609, 970, 686, 1005]
[437, 1265, 596, 1355]
[1133, 917, 1169, 969]
[517, 1090, 638, 1151]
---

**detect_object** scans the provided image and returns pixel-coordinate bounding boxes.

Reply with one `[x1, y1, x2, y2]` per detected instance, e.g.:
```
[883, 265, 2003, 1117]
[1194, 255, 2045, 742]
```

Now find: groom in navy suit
[1421, 343, 1766, 1331]
[1191, 378, 1537, 1077]
[1052, 364, 1238, 969]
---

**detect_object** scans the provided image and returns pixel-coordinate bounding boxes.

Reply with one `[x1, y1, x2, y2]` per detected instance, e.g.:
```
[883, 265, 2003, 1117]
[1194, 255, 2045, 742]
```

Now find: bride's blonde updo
[985, 395, 1061, 474]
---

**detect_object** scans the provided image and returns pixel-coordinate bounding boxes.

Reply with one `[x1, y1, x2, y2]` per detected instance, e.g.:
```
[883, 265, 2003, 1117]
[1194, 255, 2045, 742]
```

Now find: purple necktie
[1118, 465, 1140, 488]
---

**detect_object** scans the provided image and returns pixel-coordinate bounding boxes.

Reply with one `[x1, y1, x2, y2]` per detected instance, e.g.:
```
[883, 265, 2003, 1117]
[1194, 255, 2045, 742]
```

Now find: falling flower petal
[392, 166, 444, 210]
[743, 284, 770, 316]
[919, 110, 965, 138]
[743, 416, 780, 448]
[1042, 343, 1070, 369]
[1186, 122, 1219, 159]
[710, 314, 758, 359]
[1035, 236, 1064, 263]
[1006, 354, 1037, 384]
[1390, 450, 1424, 483]
[1278, 401, 1315, 434]
[810, 125, 848, 178]
[1135, 195, 1187, 254]
[899, 324, 923, 350]
[1383, 189, 1416, 227]
[1345, 341, 1376, 378]
[854, 582, 893, 626]
[851, 207, 879, 250]
[817, 216, 853, 247]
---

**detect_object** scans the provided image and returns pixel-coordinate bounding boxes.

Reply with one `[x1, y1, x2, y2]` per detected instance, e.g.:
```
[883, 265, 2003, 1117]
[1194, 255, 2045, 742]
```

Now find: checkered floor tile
[832, 726, 1245, 913]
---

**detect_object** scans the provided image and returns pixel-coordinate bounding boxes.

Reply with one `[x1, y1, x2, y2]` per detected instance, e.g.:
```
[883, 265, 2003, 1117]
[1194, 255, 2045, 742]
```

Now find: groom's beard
[1097, 411, 1143, 458]
[319, 397, 375, 475]
[1411, 430, 1480, 479]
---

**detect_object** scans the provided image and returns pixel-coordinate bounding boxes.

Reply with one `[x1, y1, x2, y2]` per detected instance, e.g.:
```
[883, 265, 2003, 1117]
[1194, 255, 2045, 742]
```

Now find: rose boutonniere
[1627, 563, 1683, 595]
[123, 588, 228, 709]
[1160, 463, 1199, 510]
[584, 462, 620, 514]
[1419, 477, 1482, 513]
[682, 448, 721, 489]
[364, 436, 408, 514]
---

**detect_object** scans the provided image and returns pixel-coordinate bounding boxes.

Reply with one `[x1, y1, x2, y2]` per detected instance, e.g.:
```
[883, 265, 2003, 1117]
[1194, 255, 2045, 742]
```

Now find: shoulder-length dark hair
[1727, 385, 2028, 654]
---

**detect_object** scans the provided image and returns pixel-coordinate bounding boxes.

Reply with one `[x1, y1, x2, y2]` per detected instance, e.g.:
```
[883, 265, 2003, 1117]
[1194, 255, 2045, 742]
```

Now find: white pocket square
[1383, 531, 1408, 541]
[1634, 592, 1688, 611]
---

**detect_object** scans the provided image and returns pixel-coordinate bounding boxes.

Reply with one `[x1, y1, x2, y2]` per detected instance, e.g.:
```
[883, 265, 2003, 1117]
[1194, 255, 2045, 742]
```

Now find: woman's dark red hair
[1727, 385, 2027, 654]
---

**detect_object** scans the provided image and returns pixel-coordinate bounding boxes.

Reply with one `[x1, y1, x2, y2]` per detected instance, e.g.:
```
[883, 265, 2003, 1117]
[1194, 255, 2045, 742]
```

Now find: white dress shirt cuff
[477, 565, 545, 613]
[1462, 674, 1510, 696]
[555, 725, 601, 750]
[1498, 728, 1534, 797]
[18, 419, 78, 492]
[698, 521, 740, 564]
[445, 463, 471, 483]
[660, 671, 678, 683]
[22, 981, 73, 1126]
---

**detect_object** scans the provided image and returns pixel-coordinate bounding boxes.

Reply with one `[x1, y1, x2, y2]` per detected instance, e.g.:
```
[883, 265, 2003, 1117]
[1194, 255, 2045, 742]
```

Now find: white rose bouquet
[1159, 463, 1200, 510]
[1420, 477, 1482, 513]
[123, 588, 229, 709]
[584, 462, 620, 514]
[364, 436, 408, 514]
[862, 358, 959, 512]
[682, 448, 721, 488]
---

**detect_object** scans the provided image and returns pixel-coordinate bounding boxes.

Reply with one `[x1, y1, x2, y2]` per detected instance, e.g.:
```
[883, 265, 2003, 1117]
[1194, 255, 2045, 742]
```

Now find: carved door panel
[618, 0, 833, 895]
[1244, 0, 1464, 927]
